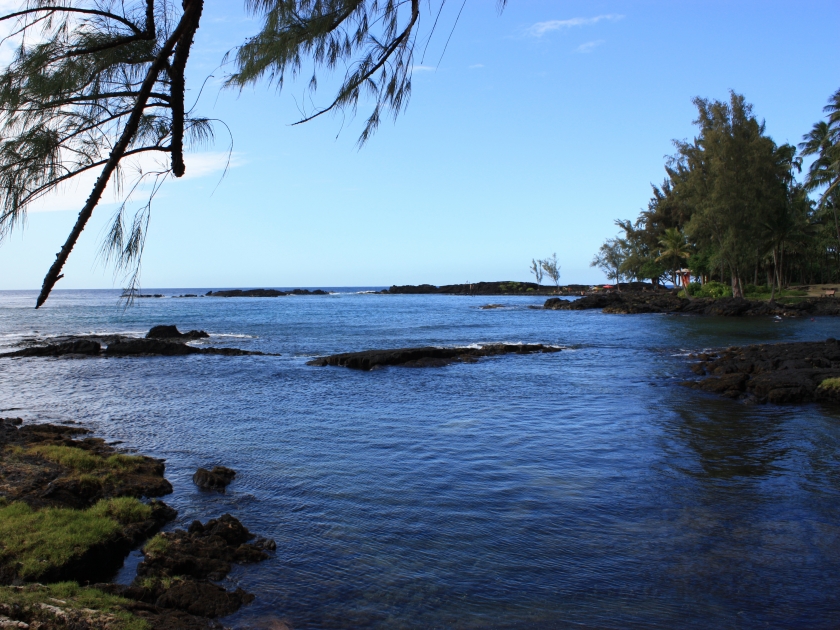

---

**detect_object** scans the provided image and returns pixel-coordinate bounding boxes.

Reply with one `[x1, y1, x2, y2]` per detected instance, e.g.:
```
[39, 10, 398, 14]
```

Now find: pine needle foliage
[228, 0, 422, 145]
[0, 0, 501, 307]
[0, 0, 210, 306]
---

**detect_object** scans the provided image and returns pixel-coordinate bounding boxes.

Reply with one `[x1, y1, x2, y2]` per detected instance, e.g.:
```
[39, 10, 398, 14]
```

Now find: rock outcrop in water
[0, 326, 269, 358]
[193, 466, 236, 492]
[101, 513, 275, 620]
[386, 281, 603, 295]
[205, 288, 328, 297]
[307, 343, 562, 370]
[0, 419, 276, 629]
[545, 292, 840, 317]
[0, 419, 176, 585]
[681, 338, 840, 404]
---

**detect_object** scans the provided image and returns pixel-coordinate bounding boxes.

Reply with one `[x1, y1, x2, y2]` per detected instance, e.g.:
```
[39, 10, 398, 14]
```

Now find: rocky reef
[192, 466, 236, 492]
[205, 288, 328, 297]
[0, 419, 175, 585]
[0, 419, 275, 629]
[0, 326, 268, 359]
[308, 343, 562, 370]
[681, 338, 840, 404]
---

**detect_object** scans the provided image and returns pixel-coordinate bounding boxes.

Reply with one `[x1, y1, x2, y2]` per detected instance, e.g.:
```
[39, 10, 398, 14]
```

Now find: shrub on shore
[683, 281, 732, 298]
[819, 377, 840, 391]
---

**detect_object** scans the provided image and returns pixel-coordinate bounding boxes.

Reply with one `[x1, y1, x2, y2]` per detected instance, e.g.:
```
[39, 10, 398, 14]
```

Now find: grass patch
[0, 582, 149, 630]
[819, 377, 840, 390]
[0, 498, 151, 580]
[142, 534, 169, 558]
[26, 444, 144, 473]
[136, 574, 183, 590]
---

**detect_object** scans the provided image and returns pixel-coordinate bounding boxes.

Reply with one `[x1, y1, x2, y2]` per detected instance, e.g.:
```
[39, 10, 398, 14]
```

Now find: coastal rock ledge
[545, 292, 840, 316]
[307, 343, 561, 370]
[682, 338, 840, 404]
[0, 326, 269, 358]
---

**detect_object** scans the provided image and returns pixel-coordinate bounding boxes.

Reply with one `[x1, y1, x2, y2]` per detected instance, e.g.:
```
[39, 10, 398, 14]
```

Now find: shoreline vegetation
[0, 418, 277, 630]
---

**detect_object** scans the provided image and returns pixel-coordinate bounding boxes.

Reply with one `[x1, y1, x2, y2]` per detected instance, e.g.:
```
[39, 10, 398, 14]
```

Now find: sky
[0, 0, 838, 290]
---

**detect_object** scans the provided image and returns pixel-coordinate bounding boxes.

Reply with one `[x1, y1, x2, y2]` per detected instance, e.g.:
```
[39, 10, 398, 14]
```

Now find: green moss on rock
[0, 498, 151, 580]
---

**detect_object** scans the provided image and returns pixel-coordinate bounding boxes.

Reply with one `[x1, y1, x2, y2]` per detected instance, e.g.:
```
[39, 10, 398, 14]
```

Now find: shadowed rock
[147, 325, 209, 340]
[682, 338, 840, 404]
[106, 514, 276, 619]
[0, 420, 177, 585]
[193, 466, 236, 492]
[308, 343, 561, 370]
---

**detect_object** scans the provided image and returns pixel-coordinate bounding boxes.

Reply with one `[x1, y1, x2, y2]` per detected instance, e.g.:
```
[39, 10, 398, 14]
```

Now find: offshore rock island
[0, 326, 270, 358]
[307, 343, 562, 370]
[385, 281, 594, 295]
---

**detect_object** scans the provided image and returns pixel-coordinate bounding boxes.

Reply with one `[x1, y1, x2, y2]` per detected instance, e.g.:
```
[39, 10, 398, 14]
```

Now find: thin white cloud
[28, 152, 244, 213]
[411, 64, 436, 72]
[469, 63, 484, 69]
[575, 40, 605, 53]
[526, 14, 623, 38]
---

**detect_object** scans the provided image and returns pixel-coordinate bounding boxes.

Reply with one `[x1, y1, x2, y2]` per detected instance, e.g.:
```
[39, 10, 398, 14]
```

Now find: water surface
[0, 289, 838, 629]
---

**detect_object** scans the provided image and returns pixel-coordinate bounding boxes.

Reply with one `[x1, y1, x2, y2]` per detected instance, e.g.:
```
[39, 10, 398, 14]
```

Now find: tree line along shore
[590, 89, 840, 300]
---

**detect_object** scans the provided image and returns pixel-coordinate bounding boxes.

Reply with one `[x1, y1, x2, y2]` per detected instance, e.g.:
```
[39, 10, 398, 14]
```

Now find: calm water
[1, 289, 838, 629]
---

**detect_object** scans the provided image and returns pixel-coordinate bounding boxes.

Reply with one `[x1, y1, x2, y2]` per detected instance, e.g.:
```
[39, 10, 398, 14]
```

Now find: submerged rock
[682, 338, 840, 404]
[193, 466, 236, 492]
[308, 343, 561, 370]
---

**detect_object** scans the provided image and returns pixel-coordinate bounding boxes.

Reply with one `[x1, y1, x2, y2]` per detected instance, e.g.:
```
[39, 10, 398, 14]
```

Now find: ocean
[1, 289, 838, 629]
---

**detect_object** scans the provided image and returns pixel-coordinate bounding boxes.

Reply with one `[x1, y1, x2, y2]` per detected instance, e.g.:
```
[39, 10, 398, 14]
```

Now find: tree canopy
[0, 0, 489, 307]
[595, 89, 840, 297]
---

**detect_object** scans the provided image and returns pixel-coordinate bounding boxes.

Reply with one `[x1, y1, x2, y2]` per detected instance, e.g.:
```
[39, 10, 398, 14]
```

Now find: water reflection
[669, 401, 789, 479]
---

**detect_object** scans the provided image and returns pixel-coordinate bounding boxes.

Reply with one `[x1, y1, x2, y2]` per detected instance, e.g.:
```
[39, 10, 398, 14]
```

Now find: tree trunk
[35, 0, 205, 309]
[731, 268, 743, 298]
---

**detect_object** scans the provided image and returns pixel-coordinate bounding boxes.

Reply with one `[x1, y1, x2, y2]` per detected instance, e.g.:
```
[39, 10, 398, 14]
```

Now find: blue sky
[0, 0, 838, 290]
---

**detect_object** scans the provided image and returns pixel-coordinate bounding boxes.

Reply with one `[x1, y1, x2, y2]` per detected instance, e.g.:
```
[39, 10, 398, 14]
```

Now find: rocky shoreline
[307, 343, 562, 370]
[544, 292, 840, 317]
[0, 418, 276, 629]
[681, 339, 840, 404]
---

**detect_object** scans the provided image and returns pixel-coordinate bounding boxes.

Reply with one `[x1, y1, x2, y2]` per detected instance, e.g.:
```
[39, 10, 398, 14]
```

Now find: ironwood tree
[0, 0, 493, 307]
